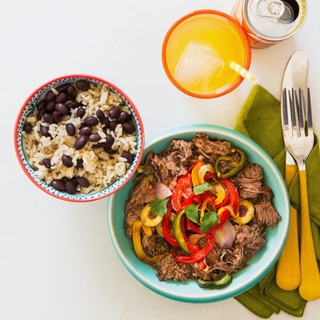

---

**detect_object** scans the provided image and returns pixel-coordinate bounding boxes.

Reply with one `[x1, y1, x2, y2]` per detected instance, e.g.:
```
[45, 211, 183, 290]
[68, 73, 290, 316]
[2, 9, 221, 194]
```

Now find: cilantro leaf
[185, 204, 199, 224]
[149, 198, 169, 216]
[194, 182, 212, 195]
[200, 211, 219, 233]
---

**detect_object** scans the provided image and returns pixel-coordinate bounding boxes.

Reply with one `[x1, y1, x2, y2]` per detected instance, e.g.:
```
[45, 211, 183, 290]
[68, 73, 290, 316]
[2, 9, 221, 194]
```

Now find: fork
[282, 87, 320, 300]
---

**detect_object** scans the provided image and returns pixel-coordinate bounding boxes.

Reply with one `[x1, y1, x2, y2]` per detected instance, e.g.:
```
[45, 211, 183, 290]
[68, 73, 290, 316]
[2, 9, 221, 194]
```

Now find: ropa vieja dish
[124, 133, 281, 289]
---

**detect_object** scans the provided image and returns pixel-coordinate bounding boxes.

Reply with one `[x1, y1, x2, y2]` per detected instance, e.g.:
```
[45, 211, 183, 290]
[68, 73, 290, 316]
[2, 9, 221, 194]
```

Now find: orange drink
[162, 10, 251, 98]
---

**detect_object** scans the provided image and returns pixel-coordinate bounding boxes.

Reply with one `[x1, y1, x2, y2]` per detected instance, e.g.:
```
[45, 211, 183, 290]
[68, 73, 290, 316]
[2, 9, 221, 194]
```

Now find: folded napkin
[234, 84, 320, 318]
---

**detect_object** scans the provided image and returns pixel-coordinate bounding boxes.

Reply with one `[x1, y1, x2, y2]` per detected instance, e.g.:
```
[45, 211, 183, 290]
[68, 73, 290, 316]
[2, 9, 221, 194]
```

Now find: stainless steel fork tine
[296, 89, 304, 131]
[307, 88, 313, 129]
[289, 88, 297, 129]
[282, 88, 289, 126]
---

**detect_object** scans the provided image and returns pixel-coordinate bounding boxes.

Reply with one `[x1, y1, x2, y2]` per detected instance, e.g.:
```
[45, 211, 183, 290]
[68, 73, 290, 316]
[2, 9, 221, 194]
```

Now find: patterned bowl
[14, 75, 144, 202]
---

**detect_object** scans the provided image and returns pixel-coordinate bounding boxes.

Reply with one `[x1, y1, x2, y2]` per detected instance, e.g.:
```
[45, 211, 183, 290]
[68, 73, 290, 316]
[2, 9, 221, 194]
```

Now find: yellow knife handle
[298, 170, 320, 301]
[276, 164, 301, 290]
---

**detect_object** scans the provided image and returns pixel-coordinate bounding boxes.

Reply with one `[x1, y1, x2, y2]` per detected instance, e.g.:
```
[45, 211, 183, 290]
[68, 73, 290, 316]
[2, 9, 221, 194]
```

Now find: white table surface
[1, 1, 319, 319]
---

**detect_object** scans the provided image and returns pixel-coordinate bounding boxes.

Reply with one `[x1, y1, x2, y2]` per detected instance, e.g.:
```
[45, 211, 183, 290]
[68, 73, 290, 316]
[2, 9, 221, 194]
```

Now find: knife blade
[276, 51, 308, 291]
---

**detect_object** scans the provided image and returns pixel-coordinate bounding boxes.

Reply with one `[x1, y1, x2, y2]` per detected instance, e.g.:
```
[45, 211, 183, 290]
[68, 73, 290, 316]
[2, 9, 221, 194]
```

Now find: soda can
[231, 0, 307, 48]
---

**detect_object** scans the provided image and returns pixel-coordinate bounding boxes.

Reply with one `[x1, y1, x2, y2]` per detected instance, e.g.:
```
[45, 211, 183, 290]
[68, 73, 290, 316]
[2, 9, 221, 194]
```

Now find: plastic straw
[230, 61, 257, 84]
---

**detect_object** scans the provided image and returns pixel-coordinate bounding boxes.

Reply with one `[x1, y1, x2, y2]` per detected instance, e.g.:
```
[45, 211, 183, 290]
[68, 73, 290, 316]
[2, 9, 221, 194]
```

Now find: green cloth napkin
[233, 84, 320, 318]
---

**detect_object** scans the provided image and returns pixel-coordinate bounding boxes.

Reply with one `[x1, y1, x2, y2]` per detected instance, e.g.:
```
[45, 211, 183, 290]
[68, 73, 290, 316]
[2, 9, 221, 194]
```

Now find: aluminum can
[231, 0, 307, 48]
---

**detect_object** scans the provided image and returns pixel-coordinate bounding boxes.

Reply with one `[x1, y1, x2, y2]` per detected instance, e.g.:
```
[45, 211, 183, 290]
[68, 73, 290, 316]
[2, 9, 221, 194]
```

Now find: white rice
[23, 83, 137, 194]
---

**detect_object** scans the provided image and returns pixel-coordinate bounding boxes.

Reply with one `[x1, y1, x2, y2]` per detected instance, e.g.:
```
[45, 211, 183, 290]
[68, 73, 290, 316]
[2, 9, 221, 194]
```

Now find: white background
[1, 1, 319, 319]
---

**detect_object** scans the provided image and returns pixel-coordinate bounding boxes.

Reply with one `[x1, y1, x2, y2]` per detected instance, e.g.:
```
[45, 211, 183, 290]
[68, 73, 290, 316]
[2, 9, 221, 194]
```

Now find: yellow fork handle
[276, 164, 301, 290]
[299, 170, 320, 301]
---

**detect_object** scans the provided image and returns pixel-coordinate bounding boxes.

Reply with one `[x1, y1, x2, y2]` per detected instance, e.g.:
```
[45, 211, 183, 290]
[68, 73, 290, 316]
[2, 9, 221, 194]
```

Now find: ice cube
[174, 42, 224, 91]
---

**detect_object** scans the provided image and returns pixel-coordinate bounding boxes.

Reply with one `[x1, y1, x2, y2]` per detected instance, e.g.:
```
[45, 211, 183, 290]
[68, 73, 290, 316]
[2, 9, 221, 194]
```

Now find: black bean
[108, 106, 120, 119]
[66, 123, 76, 136]
[92, 142, 105, 148]
[55, 103, 69, 116]
[52, 111, 62, 123]
[79, 126, 92, 136]
[45, 90, 56, 101]
[23, 122, 33, 134]
[42, 158, 51, 168]
[76, 80, 90, 91]
[40, 125, 51, 137]
[109, 121, 118, 131]
[96, 109, 106, 122]
[74, 135, 88, 150]
[76, 159, 84, 168]
[104, 134, 114, 148]
[65, 179, 77, 194]
[101, 117, 110, 128]
[88, 133, 101, 142]
[65, 100, 78, 109]
[42, 113, 52, 124]
[56, 83, 69, 92]
[36, 108, 46, 121]
[117, 111, 128, 123]
[66, 85, 77, 99]
[105, 147, 117, 154]
[76, 107, 86, 118]
[122, 152, 134, 163]
[55, 92, 67, 103]
[37, 99, 47, 110]
[76, 177, 90, 188]
[122, 121, 135, 134]
[46, 100, 55, 113]
[62, 155, 73, 167]
[84, 116, 99, 127]
[51, 179, 65, 192]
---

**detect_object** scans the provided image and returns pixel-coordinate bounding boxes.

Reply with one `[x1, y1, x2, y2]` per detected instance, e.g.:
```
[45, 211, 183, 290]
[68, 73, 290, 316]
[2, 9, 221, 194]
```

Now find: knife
[276, 51, 308, 291]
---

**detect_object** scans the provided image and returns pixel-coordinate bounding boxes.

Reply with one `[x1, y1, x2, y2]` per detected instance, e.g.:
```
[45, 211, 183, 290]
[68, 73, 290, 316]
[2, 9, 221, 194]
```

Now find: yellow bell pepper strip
[173, 210, 199, 253]
[216, 178, 240, 213]
[232, 199, 255, 224]
[172, 233, 215, 264]
[210, 183, 226, 205]
[132, 220, 166, 264]
[200, 198, 210, 222]
[198, 163, 214, 185]
[191, 160, 205, 187]
[214, 148, 247, 178]
[140, 203, 164, 227]
[196, 273, 232, 289]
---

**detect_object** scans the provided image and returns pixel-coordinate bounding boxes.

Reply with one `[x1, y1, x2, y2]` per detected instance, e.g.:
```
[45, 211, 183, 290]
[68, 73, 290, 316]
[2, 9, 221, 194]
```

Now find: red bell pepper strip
[172, 233, 215, 264]
[207, 208, 230, 233]
[186, 218, 201, 233]
[162, 202, 178, 247]
[171, 173, 192, 213]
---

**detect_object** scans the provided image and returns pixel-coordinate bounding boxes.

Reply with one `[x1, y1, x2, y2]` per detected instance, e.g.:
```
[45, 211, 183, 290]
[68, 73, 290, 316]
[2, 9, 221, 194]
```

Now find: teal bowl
[106, 124, 290, 303]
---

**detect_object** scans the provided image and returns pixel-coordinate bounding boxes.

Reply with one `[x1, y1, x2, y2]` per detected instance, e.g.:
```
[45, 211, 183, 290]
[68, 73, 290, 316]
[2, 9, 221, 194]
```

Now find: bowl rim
[14, 74, 145, 202]
[107, 124, 290, 302]
[161, 9, 252, 99]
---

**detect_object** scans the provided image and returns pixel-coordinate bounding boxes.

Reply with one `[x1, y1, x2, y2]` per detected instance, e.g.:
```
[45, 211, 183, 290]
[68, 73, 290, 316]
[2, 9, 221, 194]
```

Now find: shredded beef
[254, 195, 282, 228]
[191, 133, 232, 162]
[124, 176, 155, 237]
[151, 139, 193, 188]
[155, 254, 193, 281]
[233, 162, 274, 200]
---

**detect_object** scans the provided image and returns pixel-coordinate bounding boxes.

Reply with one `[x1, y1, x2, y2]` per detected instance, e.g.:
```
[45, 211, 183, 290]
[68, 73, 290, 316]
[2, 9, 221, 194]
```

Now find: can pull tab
[252, 0, 285, 19]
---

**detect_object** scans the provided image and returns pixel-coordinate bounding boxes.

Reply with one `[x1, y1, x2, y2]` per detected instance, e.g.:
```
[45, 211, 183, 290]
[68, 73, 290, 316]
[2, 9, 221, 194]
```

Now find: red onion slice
[153, 182, 172, 199]
[214, 220, 235, 249]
